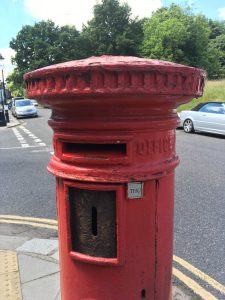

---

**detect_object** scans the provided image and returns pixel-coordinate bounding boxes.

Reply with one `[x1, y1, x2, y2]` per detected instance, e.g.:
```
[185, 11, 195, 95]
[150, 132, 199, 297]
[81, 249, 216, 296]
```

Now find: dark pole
[2, 69, 6, 102]
[1, 68, 9, 122]
[0, 53, 9, 126]
[0, 79, 6, 126]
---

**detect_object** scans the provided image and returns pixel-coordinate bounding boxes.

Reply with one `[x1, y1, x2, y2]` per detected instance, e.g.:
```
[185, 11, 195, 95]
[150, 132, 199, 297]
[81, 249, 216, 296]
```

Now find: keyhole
[92, 207, 98, 236]
[141, 289, 146, 298]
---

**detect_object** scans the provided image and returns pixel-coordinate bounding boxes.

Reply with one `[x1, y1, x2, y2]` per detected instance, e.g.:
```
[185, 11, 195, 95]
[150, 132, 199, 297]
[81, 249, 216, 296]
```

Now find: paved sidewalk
[0, 234, 60, 300]
[6, 111, 21, 128]
[0, 225, 195, 300]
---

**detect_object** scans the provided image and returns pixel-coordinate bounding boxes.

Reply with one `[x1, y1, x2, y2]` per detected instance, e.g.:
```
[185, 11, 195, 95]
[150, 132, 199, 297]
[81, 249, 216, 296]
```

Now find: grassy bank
[177, 79, 225, 111]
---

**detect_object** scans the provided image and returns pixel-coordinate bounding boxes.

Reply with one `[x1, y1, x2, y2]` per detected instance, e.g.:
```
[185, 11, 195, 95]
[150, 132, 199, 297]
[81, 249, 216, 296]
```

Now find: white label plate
[127, 182, 143, 199]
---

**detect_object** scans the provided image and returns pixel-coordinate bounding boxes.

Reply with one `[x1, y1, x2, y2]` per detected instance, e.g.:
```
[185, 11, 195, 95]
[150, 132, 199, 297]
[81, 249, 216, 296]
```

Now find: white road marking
[12, 128, 29, 147]
[0, 145, 51, 150]
[0, 146, 31, 150]
[2, 126, 49, 150]
[22, 129, 31, 134]
[17, 126, 47, 148]
[31, 149, 51, 153]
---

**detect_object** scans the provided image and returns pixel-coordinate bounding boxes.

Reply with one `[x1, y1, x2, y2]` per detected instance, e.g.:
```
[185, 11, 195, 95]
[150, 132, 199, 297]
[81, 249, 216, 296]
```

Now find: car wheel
[183, 119, 194, 133]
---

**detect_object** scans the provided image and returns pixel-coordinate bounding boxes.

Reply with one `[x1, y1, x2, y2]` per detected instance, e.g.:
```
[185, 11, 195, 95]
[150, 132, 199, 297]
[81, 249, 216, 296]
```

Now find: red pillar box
[24, 56, 205, 300]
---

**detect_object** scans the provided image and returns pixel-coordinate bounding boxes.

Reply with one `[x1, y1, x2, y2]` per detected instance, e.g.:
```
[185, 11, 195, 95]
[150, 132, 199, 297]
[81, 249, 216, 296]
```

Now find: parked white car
[179, 102, 225, 135]
[30, 99, 38, 106]
[12, 99, 38, 119]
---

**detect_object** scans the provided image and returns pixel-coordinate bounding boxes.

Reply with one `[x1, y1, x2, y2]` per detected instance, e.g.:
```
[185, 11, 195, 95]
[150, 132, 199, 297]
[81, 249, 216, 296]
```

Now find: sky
[0, 0, 225, 78]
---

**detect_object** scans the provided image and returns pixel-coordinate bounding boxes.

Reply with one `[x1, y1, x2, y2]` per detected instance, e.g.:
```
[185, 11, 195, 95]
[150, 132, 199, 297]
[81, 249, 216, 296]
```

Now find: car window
[15, 100, 32, 107]
[14, 97, 24, 100]
[199, 103, 225, 114]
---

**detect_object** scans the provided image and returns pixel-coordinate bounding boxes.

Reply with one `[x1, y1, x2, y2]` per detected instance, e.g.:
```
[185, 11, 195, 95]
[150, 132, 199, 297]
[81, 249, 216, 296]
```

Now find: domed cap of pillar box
[24, 55, 206, 105]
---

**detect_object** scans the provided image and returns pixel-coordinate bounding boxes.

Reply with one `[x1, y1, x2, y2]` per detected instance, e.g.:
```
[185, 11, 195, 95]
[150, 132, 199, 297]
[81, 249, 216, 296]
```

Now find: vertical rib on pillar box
[24, 56, 205, 300]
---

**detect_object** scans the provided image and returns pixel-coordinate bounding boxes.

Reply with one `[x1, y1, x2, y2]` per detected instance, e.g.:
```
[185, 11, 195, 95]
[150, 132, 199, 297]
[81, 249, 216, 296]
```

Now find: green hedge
[177, 79, 225, 111]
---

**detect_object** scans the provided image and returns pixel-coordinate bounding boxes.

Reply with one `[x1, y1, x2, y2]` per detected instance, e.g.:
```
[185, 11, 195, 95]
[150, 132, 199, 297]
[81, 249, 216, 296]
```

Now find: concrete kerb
[7, 111, 23, 128]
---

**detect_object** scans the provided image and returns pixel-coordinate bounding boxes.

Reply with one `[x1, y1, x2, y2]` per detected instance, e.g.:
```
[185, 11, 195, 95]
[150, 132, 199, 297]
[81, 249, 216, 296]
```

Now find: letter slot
[61, 142, 128, 164]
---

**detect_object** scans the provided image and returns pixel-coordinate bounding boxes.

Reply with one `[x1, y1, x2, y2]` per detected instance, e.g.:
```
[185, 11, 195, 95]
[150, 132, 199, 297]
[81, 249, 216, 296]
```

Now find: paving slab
[18, 253, 59, 284]
[173, 286, 192, 299]
[55, 290, 61, 300]
[21, 272, 60, 300]
[17, 238, 58, 255]
[51, 250, 59, 261]
[0, 234, 29, 250]
[0, 224, 58, 240]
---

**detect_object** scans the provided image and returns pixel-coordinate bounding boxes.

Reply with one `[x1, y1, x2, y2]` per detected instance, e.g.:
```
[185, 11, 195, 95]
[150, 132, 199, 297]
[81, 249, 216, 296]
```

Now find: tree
[141, 6, 188, 61]
[206, 20, 225, 78]
[81, 0, 144, 56]
[208, 34, 225, 78]
[141, 5, 221, 78]
[208, 20, 225, 39]
[8, 20, 83, 90]
[7, 69, 25, 96]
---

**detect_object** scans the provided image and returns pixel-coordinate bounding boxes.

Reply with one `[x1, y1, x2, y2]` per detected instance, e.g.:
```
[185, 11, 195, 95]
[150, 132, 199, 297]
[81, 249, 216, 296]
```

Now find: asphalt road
[174, 129, 225, 298]
[0, 108, 224, 299]
[0, 108, 56, 218]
